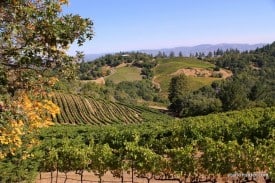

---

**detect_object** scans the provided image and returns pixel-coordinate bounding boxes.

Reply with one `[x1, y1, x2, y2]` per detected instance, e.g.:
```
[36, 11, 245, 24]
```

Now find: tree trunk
[121, 170, 124, 183]
[131, 161, 134, 183]
[99, 175, 102, 183]
[80, 172, 83, 183]
[56, 169, 59, 183]
[64, 172, 68, 183]
[50, 171, 53, 183]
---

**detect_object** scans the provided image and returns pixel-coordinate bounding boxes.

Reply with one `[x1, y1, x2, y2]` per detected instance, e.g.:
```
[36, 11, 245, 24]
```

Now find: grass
[105, 66, 142, 84]
[153, 57, 220, 96]
[154, 57, 214, 76]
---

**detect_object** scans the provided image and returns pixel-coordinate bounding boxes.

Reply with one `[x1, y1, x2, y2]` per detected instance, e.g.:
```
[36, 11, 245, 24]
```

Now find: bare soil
[36, 171, 268, 183]
[80, 77, 106, 85]
[148, 105, 168, 111]
[170, 67, 232, 79]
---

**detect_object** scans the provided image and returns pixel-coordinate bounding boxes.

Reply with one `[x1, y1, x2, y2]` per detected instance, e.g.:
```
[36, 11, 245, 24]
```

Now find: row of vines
[51, 93, 145, 125]
[0, 107, 274, 182]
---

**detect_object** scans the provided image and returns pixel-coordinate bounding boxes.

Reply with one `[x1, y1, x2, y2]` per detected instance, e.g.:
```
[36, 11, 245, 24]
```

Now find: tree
[0, 0, 93, 161]
[219, 79, 249, 111]
[169, 51, 175, 58]
[179, 94, 222, 117]
[178, 51, 183, 57]
[0, 0, 93, 92]
[207, 51, 213, 58]
[168, 74, 191, 113]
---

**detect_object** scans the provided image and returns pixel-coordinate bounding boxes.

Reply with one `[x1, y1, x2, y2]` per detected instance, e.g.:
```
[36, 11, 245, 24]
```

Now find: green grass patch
[189, 77, 221, 90]
[105, 66, 142, 84]
[154, 57, 214, 76]
[153, 57, 218, 97]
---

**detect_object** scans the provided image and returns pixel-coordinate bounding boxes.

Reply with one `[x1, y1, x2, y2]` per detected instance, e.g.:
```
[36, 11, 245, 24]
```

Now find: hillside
[104, 65, 142, 84]
[50, 93, 164, 125]
[74, 53, 237, 109]
[79, 53, 231, 96]
[76, 43, 275, 116]
[153, 57, 232, 96]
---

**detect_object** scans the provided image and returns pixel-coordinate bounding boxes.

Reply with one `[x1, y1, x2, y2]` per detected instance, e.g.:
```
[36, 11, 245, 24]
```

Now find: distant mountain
[140, 43, 266, 57]
[84, 43, 266, 61]
[84, 53, 105, 61]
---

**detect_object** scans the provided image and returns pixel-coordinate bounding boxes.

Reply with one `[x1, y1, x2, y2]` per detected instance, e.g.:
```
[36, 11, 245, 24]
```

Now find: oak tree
[0, 0, 93, 158]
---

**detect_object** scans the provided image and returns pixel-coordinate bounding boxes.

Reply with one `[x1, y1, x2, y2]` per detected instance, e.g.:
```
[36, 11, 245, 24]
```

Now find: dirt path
[80, 77, 105, 85]
[148, 105, 168, 111]
[152, 76, 161, 91]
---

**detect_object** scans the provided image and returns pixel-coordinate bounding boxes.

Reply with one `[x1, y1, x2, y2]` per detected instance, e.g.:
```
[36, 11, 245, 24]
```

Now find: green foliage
[79, 52, 154, 80]
[51, 93, 148, 125]
[0, 0, 93, 94]
[166, 43, 275, 117]
[165, 144, 198, 179]
[49, 92, 168, 125]
[0, 0, 93, 181]
[115, 80, 161, 103]
[218, 78, 249, 111]
[24, 107, 275, 182]
[89, 144, 114, 181]
[0, 153, 39, 182]
[168, 74, 191, 113]
[178, 94, 222, 117]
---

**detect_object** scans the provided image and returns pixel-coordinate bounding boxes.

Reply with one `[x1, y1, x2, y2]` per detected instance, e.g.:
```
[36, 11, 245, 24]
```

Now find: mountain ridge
[84, 43, 266, 61]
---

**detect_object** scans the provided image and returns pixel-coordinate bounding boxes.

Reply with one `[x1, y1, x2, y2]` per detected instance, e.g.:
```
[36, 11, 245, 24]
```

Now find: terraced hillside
[51, 93, 147, 125]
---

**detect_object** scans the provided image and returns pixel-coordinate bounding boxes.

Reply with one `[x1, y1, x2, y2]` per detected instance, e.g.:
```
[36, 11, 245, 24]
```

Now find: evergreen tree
[169, 51, 175, 58]
[207, 51, 213, 58]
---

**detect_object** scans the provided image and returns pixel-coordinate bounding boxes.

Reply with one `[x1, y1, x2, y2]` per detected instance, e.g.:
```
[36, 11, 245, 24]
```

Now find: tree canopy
[168, 74, 191, 113]
[0, 0, 93, 159]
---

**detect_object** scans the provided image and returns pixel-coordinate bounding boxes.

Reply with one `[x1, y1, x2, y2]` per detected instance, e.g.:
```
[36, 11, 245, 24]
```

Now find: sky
[63, 0, 275, 55]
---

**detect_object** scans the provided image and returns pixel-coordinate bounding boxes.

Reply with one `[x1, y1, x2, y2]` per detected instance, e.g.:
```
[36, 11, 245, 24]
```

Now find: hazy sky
[63, 0, 275, 55]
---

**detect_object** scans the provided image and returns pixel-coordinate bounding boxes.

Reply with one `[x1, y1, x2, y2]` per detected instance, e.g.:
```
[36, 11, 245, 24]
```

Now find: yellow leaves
[21, 95, 59, 129]
[59, 0, 69, 5]
[22, 95, 32, 109]
[48, 77, 59, 86]
[43, 99, 60, 116]
[0, 92, 60, 159]
[0, 120, 23, 158]
[55, 0, 69, 12]
[21, 153, 33, 160]
[0, 152, 6, 160]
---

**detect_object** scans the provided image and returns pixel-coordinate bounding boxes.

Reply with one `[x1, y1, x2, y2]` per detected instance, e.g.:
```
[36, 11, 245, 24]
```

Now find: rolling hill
[50, 93, 163, 125]
[79, 53, 233, 101]
[105, 66, 142, 84]
[153, 57, 232, 96]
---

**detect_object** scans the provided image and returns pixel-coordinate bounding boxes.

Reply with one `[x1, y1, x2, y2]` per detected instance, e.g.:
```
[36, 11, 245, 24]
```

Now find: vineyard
[2, 107, 273, 183]
[50, 93, 163, 125]
[2, 1, 275, 183]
